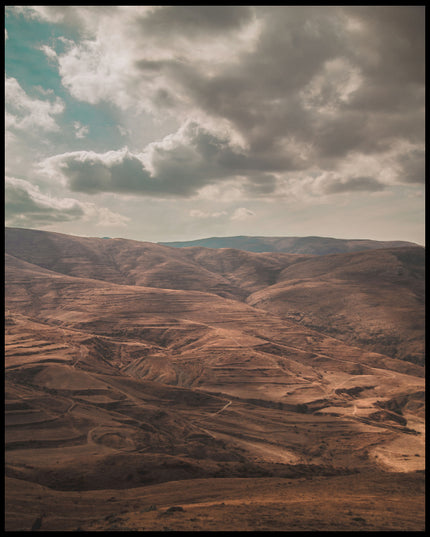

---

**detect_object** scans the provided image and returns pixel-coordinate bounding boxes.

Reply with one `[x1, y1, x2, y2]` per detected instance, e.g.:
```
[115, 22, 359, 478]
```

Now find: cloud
[41, 149, 153, 195]
[40, 120, 318, 199]
[231, 207, 255, 221]
[341, 6, 424, 86]
[5, 176, 129, 228]
[241, 174, 278, 195]
[37, 6, 259, 115]
[5, 176, 85, 225]
[87, 206, 130, 227]
[117, 125, 130, 137]
[136, 6, 424, 179]
[7, 5, 129, 29]
[321, 175, 386, 195]
[40, 122, 253, 197]
[189, 209, 228, 219]
[38, 44, 58, 61]
[55, 37, 140, 109]
[395, 147, 425, 184]
[41, 117, 414, 203]
[5, 77, 64, 133]
[73, 121, 89, 139]
[138, 6, 254, 38]
[8, 6, 69, 23]
[5, 4, 425, 243]
[20, 6, 425, 174]
[189, 206, 256, 221]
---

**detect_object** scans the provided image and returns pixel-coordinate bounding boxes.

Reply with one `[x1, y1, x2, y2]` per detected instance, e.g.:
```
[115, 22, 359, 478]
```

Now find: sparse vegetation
[4, 228, 424, 531]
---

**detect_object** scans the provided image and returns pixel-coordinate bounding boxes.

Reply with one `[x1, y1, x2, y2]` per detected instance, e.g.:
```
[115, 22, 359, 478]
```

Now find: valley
[4, 228, 425, 531]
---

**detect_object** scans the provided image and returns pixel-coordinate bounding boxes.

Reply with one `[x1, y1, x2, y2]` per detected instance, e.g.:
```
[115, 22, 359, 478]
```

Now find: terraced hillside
[4, 227, 425, 531]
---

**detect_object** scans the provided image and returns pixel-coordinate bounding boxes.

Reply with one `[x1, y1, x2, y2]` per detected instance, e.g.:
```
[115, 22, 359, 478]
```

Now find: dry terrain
[4, 227, 425, 531]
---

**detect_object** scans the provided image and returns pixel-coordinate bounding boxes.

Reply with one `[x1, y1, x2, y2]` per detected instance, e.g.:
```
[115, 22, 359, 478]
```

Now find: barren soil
[4, 228, 425, 531]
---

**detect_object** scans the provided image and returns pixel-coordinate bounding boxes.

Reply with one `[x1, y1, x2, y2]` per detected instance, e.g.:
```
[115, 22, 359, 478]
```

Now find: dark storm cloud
[313, 113, 369, 159]
[322, 176, 386, 195]
[134, 5, 424, 169]
[342, 6, 425, 85]
[138, 5, 254, 38]
[55, 152, 178, 196]
[31, 5, 425, 200]
[241, 174, 278, 196]
[336, 6, 425, 155]
[168, 7, 343, 151]
[64, 153, 152, 194]
[245, 7, 344, 94]
[47, 125, 252, 196]
[396, 148, 425, 184]
[50, 121, 313, 198]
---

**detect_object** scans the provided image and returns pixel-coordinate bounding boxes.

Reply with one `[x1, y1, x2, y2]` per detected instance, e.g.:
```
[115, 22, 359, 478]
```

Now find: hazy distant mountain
[159, 235, 418, 254]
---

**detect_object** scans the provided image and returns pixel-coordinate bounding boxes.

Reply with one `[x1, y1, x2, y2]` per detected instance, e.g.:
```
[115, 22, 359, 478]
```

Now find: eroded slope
[4, 228, 425, 531]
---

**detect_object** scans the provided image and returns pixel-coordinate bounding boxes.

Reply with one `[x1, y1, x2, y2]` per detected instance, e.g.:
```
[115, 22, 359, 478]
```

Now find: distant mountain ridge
[159, 235, 419, 254]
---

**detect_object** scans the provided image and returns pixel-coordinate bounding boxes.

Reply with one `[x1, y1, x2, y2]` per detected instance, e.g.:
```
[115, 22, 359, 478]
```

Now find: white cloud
[5, 176, 85, 225]
[5, 176, 129, 228]
[189, 209, 228, 219]
[300, 57, 363, 114]
[17, 6, 260, 119]
[7, 6, 67, 23]
[231, 207, 255, 221]
[56, 37, 139, 109]
[85, 205, 130, 227]
[73, 121, 89, 139]
[196, 182, 244, 202]
[5, 77, 64, 133]
[118, 125, 130, 137]
[39, 44, 58, 61]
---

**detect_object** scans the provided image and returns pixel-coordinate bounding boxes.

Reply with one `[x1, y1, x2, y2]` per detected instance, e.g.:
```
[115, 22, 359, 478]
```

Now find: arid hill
[4, 227, 425, 531]
[5, 227, 309, 298]
[247, 247, 425, 365]
[6, 227, 424, 362]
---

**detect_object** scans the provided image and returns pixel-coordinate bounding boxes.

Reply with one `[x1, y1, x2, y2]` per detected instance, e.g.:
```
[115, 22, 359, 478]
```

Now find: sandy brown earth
[4, 228, 425, 531]
[247, 247, 425, 365]
[5, 472, 425, 531]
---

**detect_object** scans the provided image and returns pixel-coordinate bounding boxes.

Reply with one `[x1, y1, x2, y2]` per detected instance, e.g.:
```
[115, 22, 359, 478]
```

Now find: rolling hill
[4, 227, 425, 531]
[247, 247, 425, 365]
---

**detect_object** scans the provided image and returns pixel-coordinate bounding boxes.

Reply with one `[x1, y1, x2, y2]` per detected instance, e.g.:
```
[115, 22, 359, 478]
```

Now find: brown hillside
[4, 228, 425, 531]
[247, 247, 424, 365]
[5, 228, 424, 363]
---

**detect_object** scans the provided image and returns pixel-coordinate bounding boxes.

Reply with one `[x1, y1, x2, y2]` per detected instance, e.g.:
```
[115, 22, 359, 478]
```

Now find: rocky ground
[5, 228, 425, 531]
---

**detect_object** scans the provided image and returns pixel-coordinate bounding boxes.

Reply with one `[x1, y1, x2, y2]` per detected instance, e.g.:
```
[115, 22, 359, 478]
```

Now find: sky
[5, 5, 425, 244]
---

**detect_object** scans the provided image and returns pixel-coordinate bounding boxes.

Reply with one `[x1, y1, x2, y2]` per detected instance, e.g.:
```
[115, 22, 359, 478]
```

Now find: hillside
[6, 227, 424, 362]
[4, 227, 425, 531]
[248, 247, 425, 365]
